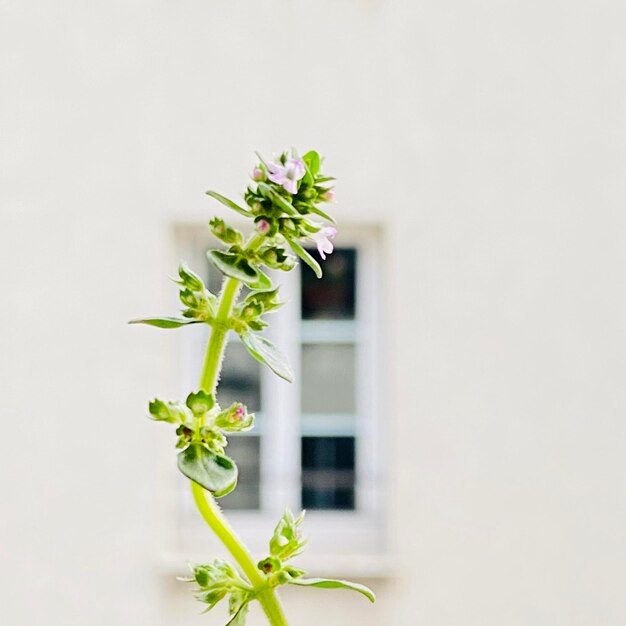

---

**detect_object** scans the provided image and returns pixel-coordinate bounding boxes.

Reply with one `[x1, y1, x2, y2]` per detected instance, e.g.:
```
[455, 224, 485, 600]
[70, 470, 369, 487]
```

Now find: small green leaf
[239, 332, 293, 383]
[196, 588, 227, 610]
[288, 578, 375, 603]
[301, 163, 314, 187]
[257, 182, 297, 216]
[247, 267, 272, 291]
[186, 390, 215, 416]
[206, 191, 251, 217]
[257, 556, 282, 574]
[244, 288, 283, 313]
[283, 565, 307, 580]
[269, 509, 307, 560]
[208, 250, 260, 286]
[149, 399, 191, 425]
[308, 204, 336, 223]
[178, 444, 238, 497]
[286, 237, 322, 278]
[178, 261, 206, 292]
[128, 317, 202, 329]
[148, 399, 179, 423]
[215, 403, 254, 432]
[303, 150, 321, 176]
[209, 217, 244, 246]
[226, 600, 249, 626]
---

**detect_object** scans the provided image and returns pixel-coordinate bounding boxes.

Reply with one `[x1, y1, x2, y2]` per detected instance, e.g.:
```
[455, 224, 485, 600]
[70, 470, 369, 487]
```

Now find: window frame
[171, 222, 386, 562]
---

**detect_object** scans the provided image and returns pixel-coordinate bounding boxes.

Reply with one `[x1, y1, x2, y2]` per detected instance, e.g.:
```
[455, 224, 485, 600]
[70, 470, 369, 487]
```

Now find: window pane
[219, 340, 261, 412]
[301, 437, 355, 510]
[220, 436, 261, 510]
[216, 343, 262, 511]
[301, 344, 356, 414]
[301, 248, 356, 320]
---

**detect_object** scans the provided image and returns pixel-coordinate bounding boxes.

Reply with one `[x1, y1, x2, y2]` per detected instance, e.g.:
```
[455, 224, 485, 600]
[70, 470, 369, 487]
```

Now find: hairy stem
[193, 235, 289, 626]
[199, 276, 240, 394]
[191, 482, 289, 626]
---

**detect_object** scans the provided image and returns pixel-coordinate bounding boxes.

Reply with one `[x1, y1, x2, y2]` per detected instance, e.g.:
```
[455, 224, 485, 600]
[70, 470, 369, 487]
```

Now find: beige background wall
[2, 1, 626, 624]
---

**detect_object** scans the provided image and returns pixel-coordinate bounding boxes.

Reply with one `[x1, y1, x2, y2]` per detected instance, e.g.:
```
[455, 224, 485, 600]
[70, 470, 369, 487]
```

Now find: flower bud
[186, 390, 215, 416]
[149, 399, 171, 421]
[231, 319, 247, 334]
[179, 288, 198, 307]
[321, 188, 335, 202]
[252, 167, 264, 181]
[178, 262, 205, 292]
[269, 509, 307, 561]
[257, 556, 282, 574]
[215, 402, 254, 432]
[280, 218, 296, 234]
[256, 218, 271, 235]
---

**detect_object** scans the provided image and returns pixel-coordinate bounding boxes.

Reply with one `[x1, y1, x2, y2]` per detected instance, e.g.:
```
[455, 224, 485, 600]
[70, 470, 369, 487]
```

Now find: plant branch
[191, 482, 289, 626]
[192, 232, 289, 626]
[199, 276, 240, 394]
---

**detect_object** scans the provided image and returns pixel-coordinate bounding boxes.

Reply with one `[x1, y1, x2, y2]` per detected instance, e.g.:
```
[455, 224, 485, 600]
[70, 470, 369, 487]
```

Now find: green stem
[192, 234, 289, 626]
[198, 276, 240, 394]
[198, 232, 265, 395]
[191, 482, 288, 626]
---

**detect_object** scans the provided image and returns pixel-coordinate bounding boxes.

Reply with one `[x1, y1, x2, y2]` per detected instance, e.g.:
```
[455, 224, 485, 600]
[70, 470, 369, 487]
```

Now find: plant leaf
[247, 267, 272, 291]
[226, 601, 249, 626]
[288, 578, 375, 603]
[286, 238, 322, 278]
[177, 444, 238, 497]
[257, 182, 297, 216]
[308, 204, 336, 224]
[239, 332, 293, 383]
[128, 317, 202, 329]
[208, 250, 261, 287]
[254, 151, 270, 169]
[206, 191, 251, 217]
[303, 150, 321, 176]
[301, 162, 314, 187]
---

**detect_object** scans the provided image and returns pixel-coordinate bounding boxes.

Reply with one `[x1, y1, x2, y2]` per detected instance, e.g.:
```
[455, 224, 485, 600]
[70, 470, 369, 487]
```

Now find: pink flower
[252, 167, 264, 182]
[232, 406, 246, 422]
[321, 189, 335, 202]
[267, 158, 306, 194]
[311, 226, 337, 260]
[256, 218, 271, 234]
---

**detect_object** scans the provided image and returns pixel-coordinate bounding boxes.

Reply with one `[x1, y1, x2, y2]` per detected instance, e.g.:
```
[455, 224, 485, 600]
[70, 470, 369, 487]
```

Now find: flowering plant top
[131, 150, 374, 626]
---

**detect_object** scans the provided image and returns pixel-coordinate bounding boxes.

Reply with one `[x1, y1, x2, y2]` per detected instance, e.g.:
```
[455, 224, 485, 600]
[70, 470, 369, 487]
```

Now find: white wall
[2, 1, 626, 625]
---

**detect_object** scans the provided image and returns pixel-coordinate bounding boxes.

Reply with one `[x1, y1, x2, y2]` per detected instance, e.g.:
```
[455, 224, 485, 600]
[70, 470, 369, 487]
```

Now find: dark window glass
[301, 437, 355, 510]
[301, 248, 356, 320]
[219, 341, 261, 411]
[220, 436, 261, 510]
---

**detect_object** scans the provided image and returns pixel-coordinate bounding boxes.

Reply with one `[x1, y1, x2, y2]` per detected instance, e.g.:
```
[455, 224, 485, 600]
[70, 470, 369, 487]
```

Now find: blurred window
[299, 248, 358, 510]
[175, 226, 383, 554]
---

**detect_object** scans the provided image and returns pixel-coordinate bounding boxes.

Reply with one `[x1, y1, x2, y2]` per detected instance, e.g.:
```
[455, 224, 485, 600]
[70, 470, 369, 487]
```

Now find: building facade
[2, 1, 626, 625]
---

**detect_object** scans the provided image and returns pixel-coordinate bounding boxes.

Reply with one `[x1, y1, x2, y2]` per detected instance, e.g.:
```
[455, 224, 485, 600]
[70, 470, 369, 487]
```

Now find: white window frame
[169, 223, 387, 573]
